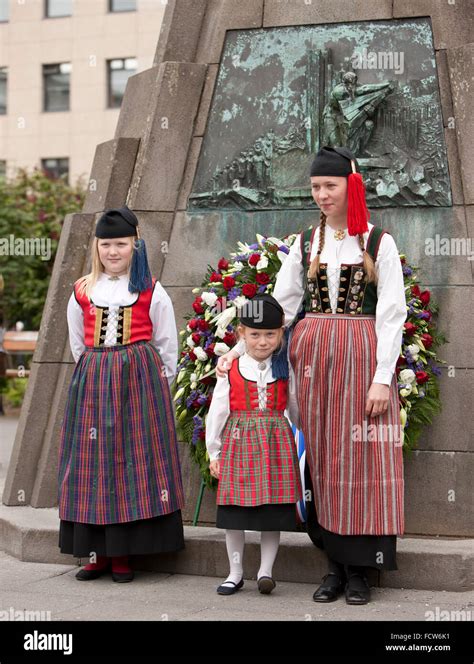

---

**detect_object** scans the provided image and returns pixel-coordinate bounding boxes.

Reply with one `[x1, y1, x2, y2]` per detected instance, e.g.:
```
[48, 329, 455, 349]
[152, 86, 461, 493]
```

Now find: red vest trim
[74, 278, 156, 347]
[228, 358, 288, 412]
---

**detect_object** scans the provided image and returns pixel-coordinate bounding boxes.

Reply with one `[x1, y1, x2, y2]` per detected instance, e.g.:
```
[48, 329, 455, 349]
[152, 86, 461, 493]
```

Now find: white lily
[201, 292, 218, 308]
[256, 255, 269, 271]
[187, 335, 196, 348]
[194, 347, 208, 362]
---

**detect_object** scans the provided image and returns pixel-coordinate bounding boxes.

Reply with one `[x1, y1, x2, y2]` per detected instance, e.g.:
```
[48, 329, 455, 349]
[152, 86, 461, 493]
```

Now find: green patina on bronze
[190, 18, 451, 211]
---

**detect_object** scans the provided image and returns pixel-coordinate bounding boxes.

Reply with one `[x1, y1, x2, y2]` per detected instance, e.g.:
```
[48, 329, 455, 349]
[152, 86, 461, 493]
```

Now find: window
[45, 0, 73, 18]
[0, 68, 7, 114]
[107, 58, 137, 108]
[41, 158, 69, 181]
[0, 0, 9, 22]
[109, 0, 136, 12]
[43, 63, 71, 112]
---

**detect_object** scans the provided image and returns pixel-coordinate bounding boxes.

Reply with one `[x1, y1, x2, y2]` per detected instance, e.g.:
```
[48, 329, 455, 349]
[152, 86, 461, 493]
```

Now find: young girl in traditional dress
[206, 294, 302, 595]
[58, 206, 185, 582]
[217, 147, 406, 605]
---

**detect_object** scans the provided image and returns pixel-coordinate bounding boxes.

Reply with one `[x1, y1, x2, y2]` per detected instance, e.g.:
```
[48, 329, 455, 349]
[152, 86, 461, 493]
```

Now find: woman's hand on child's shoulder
[209, 459, 220, 479]
[216, 350, 238, 377]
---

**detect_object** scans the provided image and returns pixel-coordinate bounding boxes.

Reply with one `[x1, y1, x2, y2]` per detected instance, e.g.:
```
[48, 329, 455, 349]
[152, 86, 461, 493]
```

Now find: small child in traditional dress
[206, 294, 302, 595]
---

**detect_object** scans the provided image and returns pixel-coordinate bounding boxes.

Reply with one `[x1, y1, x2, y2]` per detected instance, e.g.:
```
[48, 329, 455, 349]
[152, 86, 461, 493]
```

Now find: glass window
[0, 68, 7, 114]
[45, 0, 73, 18]
[107, 58, 137, 108]
[0, 0, 9, 22]
[41, 158, 69, 181]
[109, 0, 136, 12]
[43, 63, 71, 112]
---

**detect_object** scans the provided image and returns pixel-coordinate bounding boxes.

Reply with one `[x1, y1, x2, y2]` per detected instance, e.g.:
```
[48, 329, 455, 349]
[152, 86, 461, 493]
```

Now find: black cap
[239, 294, 284, 329]
[95, 206, 138, 239]
[310, 146, 359, 177]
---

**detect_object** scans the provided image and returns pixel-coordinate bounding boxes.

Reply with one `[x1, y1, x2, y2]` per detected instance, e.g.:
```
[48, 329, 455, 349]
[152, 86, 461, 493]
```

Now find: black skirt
[304, 462, 398, 570]
[216, 503, 298, 531]
[59, 510, 185, 558]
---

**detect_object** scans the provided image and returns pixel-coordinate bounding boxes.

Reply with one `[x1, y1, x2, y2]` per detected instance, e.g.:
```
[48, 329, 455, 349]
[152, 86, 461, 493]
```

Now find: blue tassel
[271, 327, 290, 380]
[129, 238, 153, 293]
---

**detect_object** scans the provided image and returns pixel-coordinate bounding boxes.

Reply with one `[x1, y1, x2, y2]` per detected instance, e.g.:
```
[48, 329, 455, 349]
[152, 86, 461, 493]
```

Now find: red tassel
[347, 172, 370, 236]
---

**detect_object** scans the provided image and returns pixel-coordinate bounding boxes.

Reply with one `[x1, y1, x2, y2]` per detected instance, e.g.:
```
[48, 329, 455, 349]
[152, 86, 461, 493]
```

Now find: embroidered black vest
[301, 225, 387, 315]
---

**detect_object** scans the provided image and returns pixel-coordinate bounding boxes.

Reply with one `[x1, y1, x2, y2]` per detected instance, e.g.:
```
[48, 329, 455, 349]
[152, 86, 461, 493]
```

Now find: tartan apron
[58, 340, 185, 524]
[216, 361, 302, 506]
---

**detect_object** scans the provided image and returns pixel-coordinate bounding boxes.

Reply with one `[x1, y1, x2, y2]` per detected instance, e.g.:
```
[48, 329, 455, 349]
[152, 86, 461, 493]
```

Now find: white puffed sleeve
[273, 234, 305, 327]
[205, 374, 230, 461]
[67, 292, 85, 363]
[373, 233, 407, 385]
[149, 281, 178, 388]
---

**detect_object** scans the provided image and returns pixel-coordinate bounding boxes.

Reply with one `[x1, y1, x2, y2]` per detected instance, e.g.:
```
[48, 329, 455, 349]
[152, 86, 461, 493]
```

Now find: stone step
[0, 499, 472, 593]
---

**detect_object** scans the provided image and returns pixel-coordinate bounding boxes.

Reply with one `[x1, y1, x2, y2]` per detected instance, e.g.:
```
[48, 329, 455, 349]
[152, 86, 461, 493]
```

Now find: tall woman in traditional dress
[217, 146, 406, 605]
[58, 206, 185, 582]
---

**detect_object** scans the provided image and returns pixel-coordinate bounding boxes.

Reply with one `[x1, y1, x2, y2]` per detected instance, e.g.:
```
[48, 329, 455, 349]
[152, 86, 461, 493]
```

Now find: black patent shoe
[312, 572, 345, 603]
[217, 578, 244, 595]
[257, 576, 276, 594]
[75, 565, 110, 581]
[112, 570, 135, 583]
[345, 572, 371, 605]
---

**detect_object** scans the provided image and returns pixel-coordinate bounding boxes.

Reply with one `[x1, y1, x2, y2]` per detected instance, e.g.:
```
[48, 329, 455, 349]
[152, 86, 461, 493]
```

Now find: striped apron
[289, 313, 404, 536]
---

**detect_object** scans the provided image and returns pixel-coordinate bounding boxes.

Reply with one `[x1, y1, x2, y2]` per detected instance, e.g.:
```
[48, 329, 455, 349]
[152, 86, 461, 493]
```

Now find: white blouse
[233, 222, 407, 386]
[205, 353, 300, 461]
[66, 273, 178, 387]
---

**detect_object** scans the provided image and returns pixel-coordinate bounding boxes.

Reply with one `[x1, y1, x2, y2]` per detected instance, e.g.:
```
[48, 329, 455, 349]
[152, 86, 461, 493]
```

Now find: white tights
[221, 529, 280, 587]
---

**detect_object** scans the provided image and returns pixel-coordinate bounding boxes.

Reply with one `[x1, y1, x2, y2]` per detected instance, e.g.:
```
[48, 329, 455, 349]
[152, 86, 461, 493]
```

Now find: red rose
[248, 253, 261, 266]
[396, 355, 406, 367]
[404, 322, 417, 336]
[415, 371, 429, 385]
[223, 333, 236, 346]
[411, 285, 421, 298]
[192, 333, 201, 345]
[223, 276, 236, 291]
[206, 343, 215, 356]
[218, 258, 229, 271]
[242, 283, 257, 298]
[400, 257, 406, 264]
[199, 376, 214, 385]
[188, 319, 198, 330]
[256, 272, 270, 285]
[199, 430, 206, 440]
[192, 400, 200, 408]
[197, 319, 210, 331]
[192, 298, 204, 314]
[420, 290, 431, 306]
[421, 333, 433, 349]
[188, 351, 197, 361]
[210, 271, 222, 282]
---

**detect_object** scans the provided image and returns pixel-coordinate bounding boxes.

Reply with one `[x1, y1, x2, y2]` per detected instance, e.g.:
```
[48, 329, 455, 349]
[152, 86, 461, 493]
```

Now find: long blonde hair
[76, 236, 135, 299]
[307, 212, 377, 283]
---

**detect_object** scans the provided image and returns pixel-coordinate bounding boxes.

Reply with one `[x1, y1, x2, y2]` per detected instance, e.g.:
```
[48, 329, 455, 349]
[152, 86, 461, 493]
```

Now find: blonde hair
[76, 236, 135, 299]
[308, 211, 377, 283]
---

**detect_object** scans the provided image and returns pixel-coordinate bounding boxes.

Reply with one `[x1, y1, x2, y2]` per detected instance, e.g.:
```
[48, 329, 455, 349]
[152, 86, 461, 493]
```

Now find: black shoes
[217, 578, 244, 595]
[312, 572, 346, 602]
[345, 572, 371, 605]
[75, 564, 110, 581]
[112, 570, 135, 583]
[257, 576, 276, 594]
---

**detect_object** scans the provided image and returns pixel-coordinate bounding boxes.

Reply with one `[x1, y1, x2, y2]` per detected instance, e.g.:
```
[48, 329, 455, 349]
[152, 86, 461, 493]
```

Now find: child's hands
[216, 351, 238, 378]
[209, 459, 220, 479]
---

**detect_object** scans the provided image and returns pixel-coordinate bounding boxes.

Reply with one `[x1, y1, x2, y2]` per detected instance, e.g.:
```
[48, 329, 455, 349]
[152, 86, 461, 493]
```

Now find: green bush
[0, 168, 86, 329]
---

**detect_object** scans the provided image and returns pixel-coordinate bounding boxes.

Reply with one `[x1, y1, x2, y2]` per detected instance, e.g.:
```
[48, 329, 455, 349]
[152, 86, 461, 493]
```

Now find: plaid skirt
[289, 314, 404, 536]
[58, 341, 185, 525]
[216, 409, 302, 507]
